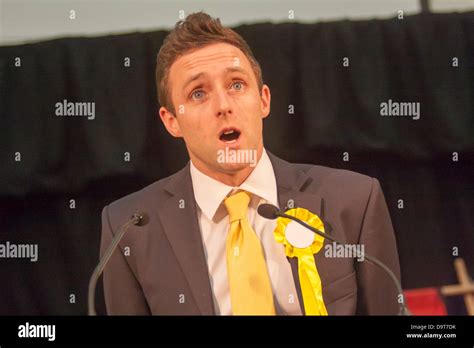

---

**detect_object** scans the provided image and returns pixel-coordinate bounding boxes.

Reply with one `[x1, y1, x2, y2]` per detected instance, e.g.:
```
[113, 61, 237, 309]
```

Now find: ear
[260, 84, 271, 119]
[159, 106, 182, 138]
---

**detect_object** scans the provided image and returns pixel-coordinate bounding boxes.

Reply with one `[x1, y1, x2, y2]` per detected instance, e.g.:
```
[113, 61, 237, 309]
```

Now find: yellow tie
[224, 190, 276, 315]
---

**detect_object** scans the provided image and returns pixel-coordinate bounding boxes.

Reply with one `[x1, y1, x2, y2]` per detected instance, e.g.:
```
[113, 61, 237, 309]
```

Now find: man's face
[159, 42, 271, 177]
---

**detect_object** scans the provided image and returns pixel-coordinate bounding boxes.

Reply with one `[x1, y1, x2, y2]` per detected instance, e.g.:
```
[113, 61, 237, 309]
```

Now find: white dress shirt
[190, 149, 302, 315]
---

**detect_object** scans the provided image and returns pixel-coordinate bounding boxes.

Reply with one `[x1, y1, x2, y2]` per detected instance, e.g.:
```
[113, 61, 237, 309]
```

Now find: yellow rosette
[274, 207, 327, 315]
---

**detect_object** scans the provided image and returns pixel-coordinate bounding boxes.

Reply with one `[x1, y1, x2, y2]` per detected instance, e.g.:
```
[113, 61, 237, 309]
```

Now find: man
[100, 12, 401, 315]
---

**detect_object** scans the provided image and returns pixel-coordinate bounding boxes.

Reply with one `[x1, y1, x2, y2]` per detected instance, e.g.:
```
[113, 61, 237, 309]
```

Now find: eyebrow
[182, 67, 250, 91]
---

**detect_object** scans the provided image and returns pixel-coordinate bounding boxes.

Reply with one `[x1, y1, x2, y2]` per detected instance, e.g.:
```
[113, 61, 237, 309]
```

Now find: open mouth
[219, 128, 241, 144]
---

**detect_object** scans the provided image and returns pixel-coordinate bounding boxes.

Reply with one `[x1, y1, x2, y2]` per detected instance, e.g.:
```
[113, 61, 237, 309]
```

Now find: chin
[216, 161, 251, 173]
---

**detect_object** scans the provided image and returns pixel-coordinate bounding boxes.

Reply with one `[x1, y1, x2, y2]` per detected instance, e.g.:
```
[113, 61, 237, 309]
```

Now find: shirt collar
[189, 149, 278, 221]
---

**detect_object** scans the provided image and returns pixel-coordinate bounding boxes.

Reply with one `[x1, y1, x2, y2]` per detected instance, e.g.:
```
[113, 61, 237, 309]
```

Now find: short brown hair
[155, 12, 263, 114]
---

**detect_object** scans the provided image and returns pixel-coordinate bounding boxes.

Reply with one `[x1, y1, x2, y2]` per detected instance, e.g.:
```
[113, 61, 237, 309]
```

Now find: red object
[404, 288, 447, 315]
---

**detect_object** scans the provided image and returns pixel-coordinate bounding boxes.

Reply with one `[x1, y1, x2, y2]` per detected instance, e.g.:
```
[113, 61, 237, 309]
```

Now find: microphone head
[257, 204, 280, 220]
[131, 212, 149, 226]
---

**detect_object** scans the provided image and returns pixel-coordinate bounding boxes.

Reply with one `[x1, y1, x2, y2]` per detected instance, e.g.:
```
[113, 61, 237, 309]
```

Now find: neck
[215, 166, 254, 187]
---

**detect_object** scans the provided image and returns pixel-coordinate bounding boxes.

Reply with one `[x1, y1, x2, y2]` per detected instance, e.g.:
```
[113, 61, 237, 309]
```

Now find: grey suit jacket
[100, 152, 401, 315]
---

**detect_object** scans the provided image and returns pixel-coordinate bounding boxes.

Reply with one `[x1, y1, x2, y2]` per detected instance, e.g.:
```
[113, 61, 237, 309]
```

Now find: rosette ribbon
[274, 207, 328, 315]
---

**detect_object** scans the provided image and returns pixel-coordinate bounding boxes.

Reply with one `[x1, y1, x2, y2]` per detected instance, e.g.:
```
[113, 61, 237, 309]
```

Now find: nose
[214, 86, 233, 117]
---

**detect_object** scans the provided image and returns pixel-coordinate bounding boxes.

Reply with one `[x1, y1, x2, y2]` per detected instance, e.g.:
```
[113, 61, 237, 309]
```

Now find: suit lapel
[157, 164, 215, 315]
[267, 152, 323, 315]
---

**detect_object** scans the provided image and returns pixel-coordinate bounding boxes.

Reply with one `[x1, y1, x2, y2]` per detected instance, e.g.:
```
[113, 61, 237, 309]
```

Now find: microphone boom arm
[88, 214, 143, 316]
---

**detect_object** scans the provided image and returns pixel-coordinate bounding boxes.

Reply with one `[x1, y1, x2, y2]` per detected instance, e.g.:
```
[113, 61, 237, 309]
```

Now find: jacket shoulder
[104, 169, 182, 226]
[295, 162, 376, 199]
[296, 162, 373, 185]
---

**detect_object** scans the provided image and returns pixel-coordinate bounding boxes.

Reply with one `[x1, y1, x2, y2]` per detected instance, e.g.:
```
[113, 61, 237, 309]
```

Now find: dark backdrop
[0, 12, 473, 315]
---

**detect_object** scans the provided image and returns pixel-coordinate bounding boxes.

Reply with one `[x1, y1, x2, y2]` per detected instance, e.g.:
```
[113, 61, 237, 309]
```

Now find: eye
[190, 90, 205, 100]
[231, 81, 244, 91]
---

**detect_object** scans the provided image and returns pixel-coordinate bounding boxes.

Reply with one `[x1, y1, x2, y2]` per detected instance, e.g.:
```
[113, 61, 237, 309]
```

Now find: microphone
[257, 203, 280, 220]
[257, 203, 410, 316]
[88, 212, 149, 316]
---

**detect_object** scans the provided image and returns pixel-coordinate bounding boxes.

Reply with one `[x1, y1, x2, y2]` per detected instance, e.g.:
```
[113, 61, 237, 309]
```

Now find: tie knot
[224, 190, 251, 223]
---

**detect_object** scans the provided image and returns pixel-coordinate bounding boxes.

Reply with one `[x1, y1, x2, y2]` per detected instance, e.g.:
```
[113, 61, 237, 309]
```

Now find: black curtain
[0, 12, 473, 315]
